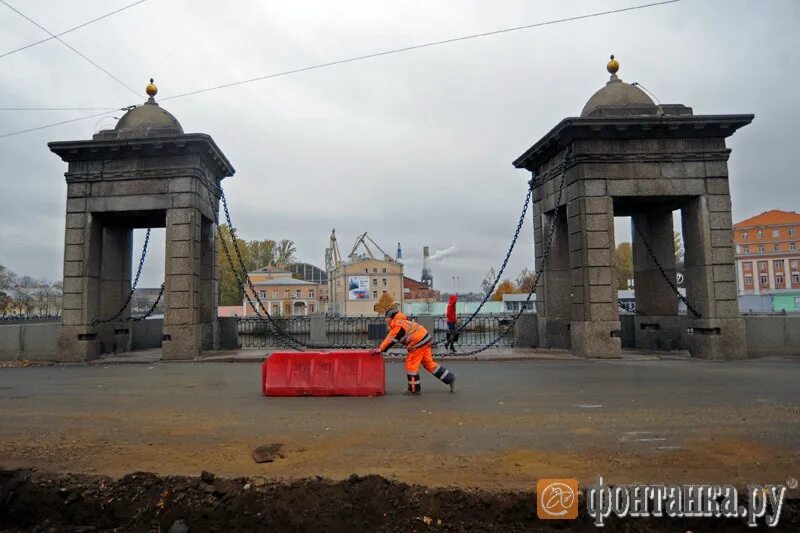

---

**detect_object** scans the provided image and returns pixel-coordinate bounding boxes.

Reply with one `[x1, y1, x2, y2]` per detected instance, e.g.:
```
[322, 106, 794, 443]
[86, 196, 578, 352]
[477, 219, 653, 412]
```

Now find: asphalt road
[1, 358, 799, 490]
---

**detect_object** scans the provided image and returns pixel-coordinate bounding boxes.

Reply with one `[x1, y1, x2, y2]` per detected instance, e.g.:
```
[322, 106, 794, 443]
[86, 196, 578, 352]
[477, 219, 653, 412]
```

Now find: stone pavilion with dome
[513, 56, 753, 359]
[49, 80, 235, 361]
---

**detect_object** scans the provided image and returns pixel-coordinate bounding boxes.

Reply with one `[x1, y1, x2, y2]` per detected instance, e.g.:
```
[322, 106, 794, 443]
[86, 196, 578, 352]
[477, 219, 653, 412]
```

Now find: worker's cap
[385, 309, 399, 319]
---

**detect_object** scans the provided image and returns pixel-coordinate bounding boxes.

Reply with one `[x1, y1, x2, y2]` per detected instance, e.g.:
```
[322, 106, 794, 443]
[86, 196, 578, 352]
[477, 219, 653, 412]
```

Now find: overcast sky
[1, 0, 798, 292]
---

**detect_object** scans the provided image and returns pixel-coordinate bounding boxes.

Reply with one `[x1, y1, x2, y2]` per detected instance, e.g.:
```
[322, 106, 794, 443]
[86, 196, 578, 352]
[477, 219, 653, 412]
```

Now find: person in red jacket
[445, 294, 458, 352]
[377, 309, 455, 394]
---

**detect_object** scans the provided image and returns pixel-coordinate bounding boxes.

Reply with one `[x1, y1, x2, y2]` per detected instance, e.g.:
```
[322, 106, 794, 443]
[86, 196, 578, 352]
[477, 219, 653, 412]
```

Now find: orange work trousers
[405, 343, 438, 374]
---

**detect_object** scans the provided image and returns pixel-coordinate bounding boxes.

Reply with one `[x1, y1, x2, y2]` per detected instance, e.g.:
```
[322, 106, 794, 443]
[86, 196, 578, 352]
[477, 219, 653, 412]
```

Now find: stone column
[162, 207, 202, 360]
[681, 194, 745, 359]
[536, 204, 571, 349]
[58, 195, 103, 362]
[198, 217, 217, 350]
[99, 224, 133, 354]
[567, 196, 621, 358]
[632, 210, 683, 350]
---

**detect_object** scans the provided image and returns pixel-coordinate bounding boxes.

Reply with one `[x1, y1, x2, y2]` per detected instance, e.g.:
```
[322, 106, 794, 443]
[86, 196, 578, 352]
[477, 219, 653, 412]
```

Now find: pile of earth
[0, 469, 797, 532]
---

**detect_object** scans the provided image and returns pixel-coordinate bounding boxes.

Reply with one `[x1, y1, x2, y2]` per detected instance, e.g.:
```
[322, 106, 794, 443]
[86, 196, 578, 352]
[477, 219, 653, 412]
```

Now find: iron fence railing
[236, 314, 516, 349]
[238, 316, 311, 348]
[325, 316, 389, 347]
[433, 315, 515, 347]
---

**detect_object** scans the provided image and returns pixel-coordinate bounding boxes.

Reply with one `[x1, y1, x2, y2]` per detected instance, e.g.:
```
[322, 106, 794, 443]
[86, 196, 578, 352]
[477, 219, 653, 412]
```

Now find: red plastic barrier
[262, 350, 385, 397]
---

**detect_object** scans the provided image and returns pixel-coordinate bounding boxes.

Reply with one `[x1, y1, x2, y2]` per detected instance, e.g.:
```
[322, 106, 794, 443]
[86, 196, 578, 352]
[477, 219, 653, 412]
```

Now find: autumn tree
[673, 231, 684, 268]
[0, 264, 15, 289]
[491, 279, 517, 301]
[616, 242, 633, 289]
[516, 268, 536, 294]
[0, 291, 11, 316]
[248, 239, 277, 271]
[374, 292, 396, 315]
[215, 225, 299, 306]
[276, 239, 297, 268]
[216, 225, 249, 306]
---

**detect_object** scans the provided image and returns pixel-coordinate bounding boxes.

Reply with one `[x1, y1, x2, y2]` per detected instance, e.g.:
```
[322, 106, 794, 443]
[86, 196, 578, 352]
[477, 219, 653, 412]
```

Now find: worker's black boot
[433, 366, 455, 392]
[406, 374, 421, 395]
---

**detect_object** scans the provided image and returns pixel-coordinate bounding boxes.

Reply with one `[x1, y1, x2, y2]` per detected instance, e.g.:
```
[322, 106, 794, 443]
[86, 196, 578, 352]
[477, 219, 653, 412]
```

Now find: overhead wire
[0, 0, 681, 139]
[0, 107, 120, 111]
[160, 0, 680, 102]
[0, 0, 149, 59]
[0, 0, 140, 96]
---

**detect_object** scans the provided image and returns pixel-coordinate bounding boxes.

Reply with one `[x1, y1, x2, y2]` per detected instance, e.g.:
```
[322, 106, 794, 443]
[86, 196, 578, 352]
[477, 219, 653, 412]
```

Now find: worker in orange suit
[376, 309, 456, 394]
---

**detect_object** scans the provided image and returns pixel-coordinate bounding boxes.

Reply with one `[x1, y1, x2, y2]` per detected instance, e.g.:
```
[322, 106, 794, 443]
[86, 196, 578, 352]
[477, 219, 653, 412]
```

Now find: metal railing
[433, 315, 515, 347]
[325, 316, 388, 347]
[238, 316, 311, 348]
[236, 314, 517, 349]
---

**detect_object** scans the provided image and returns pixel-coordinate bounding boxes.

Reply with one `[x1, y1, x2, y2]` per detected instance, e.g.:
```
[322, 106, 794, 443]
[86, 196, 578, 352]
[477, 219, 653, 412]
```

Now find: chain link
[632, 222, 702, 318]
[91, 227, 152, 324]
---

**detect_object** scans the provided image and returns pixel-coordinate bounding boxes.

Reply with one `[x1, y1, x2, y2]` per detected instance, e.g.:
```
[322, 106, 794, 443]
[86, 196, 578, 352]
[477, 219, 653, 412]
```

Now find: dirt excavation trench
[0, 469, 798, 532]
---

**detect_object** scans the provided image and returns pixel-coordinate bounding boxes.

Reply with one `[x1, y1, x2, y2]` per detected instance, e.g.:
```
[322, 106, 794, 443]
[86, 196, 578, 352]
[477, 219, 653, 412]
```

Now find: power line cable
[161, 0, 680, 102]
[0, 110, 120, 139]
[0, 107, 119, 111]
[0, 0, 140, 96]
[0, 0, 681, 139]
[0, 0, 149, 59]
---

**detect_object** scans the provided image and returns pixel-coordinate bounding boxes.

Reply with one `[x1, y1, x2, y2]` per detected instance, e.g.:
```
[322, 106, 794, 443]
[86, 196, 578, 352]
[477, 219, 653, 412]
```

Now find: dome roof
[114, 98, 183, 135]
[580, 75, 656, 117]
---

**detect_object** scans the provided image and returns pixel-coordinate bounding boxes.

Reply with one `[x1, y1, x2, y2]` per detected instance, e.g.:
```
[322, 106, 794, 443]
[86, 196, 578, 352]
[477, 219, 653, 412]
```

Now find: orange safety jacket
[379, 314, 432, 352]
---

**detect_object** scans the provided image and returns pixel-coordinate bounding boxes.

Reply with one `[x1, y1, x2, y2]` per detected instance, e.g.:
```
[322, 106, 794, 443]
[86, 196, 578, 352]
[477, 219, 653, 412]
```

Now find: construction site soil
[1, 469, 797, 532]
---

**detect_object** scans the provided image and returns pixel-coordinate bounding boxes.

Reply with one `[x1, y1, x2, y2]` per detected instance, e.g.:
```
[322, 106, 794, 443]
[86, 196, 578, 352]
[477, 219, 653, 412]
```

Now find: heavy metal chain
[91, 227, 152, 324]
[632, 222, 702, 318]
[434, 147, 571, 357]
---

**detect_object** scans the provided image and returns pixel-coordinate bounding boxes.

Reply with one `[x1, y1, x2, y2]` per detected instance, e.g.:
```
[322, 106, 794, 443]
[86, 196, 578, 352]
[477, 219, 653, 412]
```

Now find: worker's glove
[369, 349, 382, 356]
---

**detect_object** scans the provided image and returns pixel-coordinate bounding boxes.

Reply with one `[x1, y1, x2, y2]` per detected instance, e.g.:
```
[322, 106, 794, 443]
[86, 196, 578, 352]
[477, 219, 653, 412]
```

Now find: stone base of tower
[570, 320, 621, 358]
[537, 316, 571, 349]
[57, 326, 102, 363]
[685, 318, 747, 360]
[162, 324, 202, 360]
[634, 315, 686, 351]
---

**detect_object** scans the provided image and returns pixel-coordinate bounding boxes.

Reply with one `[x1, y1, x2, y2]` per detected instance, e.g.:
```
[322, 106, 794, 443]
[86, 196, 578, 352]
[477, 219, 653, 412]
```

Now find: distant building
[132, 287, 164, 315]
[326, 231, 404, 316]
[734, 210, 800, 295]
[404, 276, 439, 303]
[501, 293, 535, 313]
[243, 266, 320, 316]
[287, 262, 329, 313]
[328, 258, 404, 316]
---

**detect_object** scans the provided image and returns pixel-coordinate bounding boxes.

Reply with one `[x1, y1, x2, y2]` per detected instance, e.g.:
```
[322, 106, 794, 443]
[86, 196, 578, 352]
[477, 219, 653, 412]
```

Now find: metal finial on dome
[607, 55, 619, 75]
[145, 78, 158, 98]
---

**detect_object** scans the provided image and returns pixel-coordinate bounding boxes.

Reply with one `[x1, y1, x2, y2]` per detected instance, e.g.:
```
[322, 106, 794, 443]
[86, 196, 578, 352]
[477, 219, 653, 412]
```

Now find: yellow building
[326, 231, 404, 316]
[244, 266, 320, 317]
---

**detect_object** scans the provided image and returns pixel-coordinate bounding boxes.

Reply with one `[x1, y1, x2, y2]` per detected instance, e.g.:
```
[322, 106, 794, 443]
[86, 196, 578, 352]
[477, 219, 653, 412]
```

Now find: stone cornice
[535, 148, 733, 183]
[48, 133, 235, 178]
[513, 114, 754, 171]
[63, 163, 208, 183]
